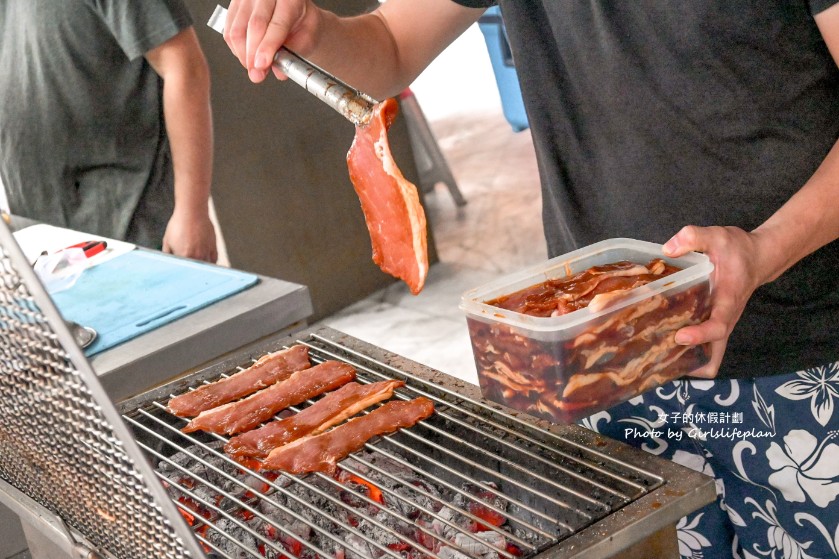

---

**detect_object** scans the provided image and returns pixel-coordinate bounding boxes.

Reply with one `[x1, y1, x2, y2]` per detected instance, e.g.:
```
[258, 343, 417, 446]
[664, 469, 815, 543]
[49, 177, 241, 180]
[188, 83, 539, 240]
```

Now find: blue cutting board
[51, 250, 259, 356]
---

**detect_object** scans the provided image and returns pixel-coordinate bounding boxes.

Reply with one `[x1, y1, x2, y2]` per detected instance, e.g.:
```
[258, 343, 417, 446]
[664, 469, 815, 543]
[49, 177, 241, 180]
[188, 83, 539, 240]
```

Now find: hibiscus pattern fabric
[580, 361, 839, 559]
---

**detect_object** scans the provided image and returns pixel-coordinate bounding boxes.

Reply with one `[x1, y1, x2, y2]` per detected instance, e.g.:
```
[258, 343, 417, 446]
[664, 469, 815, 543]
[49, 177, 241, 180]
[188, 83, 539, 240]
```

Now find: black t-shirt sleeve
[450, 0, 496, 7]
[809, 0, 839, 15]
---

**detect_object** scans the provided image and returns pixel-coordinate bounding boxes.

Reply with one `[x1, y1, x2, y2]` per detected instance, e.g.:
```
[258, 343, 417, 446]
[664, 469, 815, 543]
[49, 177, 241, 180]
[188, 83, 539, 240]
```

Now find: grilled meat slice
[262, 397, 435, 475]
[183, 361, 355, 435]
[225, 380, 405, 458]
[168, 345, 311, 417]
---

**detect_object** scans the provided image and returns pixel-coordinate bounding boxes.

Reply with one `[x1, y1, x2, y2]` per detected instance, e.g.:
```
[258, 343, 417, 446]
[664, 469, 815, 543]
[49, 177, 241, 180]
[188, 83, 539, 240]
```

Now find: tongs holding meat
[208, 6, 429, 295]
[208, 5, 376, 126]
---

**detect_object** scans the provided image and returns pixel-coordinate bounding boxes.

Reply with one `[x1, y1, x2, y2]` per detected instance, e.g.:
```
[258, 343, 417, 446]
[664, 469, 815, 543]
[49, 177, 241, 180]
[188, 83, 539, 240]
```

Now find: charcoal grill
[0, 219, 715, 559]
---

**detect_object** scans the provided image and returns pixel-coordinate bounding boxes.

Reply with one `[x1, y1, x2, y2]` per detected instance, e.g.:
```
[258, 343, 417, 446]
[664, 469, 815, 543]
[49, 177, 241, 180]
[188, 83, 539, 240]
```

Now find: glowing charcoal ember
[468, 503, 505, 531]
[272, 533, 303, 558]
[343, 532, 375, 559]
[453, 532, 507, 557]
[387, 479, 445, 522]
[453, 483, 508, 533]
[337, 469, 385, 505]
[205, 518, 259, 559]
[431, 506, 472, 541]
[195, 525, 212, 554]
[156, 444, 535, 559]
[466, 498, 505, 531]
[414, 519, 438, 551]
[438, 546, 473, 559]
[178, 506, 196, 526]
[174, 494, 218, 523]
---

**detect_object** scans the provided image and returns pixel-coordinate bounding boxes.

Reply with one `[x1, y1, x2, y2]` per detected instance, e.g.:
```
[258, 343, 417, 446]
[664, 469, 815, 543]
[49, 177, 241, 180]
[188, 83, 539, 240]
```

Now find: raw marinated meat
[167, 345, 311, 417]
[182, 361, 356, 435]
[347, 98, 428, 295]
[262, 397, 435, 475]
[225, 380, 405, 458]
[470, 258, 712, 423]
[486, 260, 677, 317]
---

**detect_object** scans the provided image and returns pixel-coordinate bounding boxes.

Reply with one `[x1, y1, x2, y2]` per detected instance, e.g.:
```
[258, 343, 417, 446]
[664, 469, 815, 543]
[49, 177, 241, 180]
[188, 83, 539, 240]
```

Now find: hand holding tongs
[208, 5, 377, 126]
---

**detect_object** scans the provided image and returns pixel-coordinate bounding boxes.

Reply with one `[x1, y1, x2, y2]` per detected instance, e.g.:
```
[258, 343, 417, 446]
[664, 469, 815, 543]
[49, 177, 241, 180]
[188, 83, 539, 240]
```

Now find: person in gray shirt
[0, 0, 217, 262]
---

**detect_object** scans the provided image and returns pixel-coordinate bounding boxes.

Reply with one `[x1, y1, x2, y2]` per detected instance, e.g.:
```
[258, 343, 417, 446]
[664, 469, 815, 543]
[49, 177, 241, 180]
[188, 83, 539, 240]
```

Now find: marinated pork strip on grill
[167, 345, 311, 417]
[347, 97, 428, 295]
[262, 397, 435, 475]
[182, 361, 356, 435]
[225, 379, 405, 459]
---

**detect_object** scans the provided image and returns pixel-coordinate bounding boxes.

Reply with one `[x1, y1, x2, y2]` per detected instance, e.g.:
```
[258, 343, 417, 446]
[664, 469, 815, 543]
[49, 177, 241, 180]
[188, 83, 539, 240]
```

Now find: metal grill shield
[0, 220, 203, 559]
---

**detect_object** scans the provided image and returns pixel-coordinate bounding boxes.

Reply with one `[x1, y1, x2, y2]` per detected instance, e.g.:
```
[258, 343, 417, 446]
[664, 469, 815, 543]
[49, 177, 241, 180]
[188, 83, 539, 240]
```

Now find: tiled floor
[317, 107, 546, 385]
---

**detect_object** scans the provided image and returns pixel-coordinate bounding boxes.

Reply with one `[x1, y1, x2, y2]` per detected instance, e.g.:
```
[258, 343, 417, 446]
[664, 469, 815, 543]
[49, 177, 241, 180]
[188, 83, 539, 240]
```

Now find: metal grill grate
[122, 331, 666, 559]
[0, 221, 204, 559]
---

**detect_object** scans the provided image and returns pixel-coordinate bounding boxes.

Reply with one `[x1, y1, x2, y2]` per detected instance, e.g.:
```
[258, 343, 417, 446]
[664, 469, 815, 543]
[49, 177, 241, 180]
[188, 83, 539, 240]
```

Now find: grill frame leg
[20, 520, 75, 559]
[611, 523, 679, 559]
[399, 90, 467, 207]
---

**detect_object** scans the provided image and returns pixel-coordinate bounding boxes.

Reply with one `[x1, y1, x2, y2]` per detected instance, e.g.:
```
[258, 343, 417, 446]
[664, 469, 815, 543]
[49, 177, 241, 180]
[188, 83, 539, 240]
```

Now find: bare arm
[663, 4, 839, 378]
[753, 3, 839, 276]
[146, 27, 218, 262]
[224, 0, 485, 99]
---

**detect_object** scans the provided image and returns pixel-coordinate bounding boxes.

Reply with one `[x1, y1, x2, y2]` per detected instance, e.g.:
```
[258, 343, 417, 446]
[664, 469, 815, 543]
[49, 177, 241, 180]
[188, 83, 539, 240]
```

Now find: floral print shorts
[580, 361, 839, 559]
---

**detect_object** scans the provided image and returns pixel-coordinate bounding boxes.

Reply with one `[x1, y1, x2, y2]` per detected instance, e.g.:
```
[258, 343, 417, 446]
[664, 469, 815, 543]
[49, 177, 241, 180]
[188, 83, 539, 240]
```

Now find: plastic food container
[460, 238, 714, 424]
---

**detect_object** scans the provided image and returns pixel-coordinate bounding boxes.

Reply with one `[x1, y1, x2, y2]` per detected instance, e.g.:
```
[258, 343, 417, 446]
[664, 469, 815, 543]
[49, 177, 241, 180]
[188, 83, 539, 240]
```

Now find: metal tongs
[208, 5, 377, 126]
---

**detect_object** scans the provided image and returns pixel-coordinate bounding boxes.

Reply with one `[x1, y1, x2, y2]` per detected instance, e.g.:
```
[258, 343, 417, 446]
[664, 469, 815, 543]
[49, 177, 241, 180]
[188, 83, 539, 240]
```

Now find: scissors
[64, 240, 107, 258]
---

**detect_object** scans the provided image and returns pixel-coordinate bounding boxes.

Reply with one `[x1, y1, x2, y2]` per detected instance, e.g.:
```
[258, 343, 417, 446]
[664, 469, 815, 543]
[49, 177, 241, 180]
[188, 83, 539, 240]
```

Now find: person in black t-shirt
[221, 1, 839, 556]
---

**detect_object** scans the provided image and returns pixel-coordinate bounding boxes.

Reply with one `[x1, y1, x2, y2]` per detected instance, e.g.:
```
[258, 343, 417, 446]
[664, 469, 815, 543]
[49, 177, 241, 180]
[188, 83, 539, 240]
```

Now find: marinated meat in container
[460, 238, 714, 423]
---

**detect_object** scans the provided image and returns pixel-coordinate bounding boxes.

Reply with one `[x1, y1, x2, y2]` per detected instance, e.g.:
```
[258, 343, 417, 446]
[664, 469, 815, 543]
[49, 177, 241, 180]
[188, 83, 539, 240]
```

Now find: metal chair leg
[399, 90, 467, 207]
